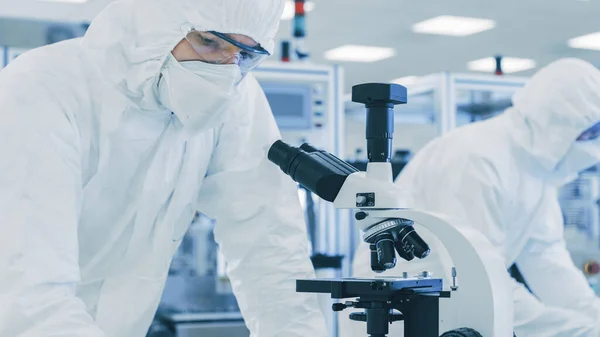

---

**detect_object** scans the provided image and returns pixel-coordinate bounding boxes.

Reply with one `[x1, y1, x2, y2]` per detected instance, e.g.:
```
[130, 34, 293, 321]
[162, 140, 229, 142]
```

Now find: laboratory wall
[0, 18, 87, 49]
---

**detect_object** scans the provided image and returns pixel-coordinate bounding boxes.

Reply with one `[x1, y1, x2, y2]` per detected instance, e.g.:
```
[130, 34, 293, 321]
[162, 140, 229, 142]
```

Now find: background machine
[148, 62, 345, 337]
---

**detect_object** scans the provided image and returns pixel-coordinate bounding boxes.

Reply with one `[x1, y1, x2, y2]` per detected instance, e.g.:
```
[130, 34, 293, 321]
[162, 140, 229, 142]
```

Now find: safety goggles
[185, 29, 270, 73]
[577, 121, 600, 141]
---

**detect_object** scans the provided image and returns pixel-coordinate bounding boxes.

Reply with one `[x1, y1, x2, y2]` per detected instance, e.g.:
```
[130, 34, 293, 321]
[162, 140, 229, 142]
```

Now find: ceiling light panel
[412, 15, 496, 36]
[324, 45, 396, 63]
[467, 57, 536, 74]
[568, 32, 600, 51]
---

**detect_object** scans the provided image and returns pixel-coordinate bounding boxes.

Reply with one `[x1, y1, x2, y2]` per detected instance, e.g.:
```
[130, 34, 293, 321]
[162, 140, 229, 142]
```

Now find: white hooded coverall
[0, 0, 327, 336]
[345, 59, 600, 336]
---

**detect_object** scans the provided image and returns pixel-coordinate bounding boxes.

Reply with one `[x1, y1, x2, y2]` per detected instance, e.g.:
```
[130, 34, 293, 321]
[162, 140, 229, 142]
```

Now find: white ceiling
[1, 0, 600, 91]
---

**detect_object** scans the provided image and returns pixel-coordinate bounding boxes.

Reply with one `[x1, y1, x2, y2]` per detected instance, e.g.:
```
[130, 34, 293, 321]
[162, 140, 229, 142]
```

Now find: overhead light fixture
[391, 76, 419, 86]
[412, 15, 496, 36]
[281, 1, 316, 20]
[568, 32, 600, 51]
[325, 45, 395, 63]
[38, 0, 89, 3]
[467, 57, 536, 74]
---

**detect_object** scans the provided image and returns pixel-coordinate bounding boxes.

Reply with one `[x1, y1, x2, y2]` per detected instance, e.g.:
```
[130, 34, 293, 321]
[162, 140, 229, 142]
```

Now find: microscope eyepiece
[268, 140, 358, 202]
[351, 83, 407, 163]
[267, 140, 300, 175]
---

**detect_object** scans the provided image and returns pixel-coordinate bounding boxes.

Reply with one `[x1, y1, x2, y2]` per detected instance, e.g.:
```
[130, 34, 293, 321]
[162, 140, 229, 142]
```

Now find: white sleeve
[0, 75, 106, 336]
[511, 278, 600, 337]
[196, 76, 327, 337]
[401, 157, 600, 336]
[513, 192, 600, 336]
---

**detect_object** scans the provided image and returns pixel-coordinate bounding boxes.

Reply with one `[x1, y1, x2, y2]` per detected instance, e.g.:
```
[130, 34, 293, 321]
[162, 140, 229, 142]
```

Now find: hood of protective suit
[80, 0, 284, 109]
[505, 58, 600, 173]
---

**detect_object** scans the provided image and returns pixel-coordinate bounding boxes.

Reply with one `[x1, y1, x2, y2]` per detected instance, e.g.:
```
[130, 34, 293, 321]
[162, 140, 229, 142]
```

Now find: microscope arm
[378, 209, 514, 337]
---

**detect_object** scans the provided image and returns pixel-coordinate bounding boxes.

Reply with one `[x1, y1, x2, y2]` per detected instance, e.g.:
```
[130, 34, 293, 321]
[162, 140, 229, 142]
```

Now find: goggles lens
[578, 121, 600, 141]
[185, 30, 269, 73]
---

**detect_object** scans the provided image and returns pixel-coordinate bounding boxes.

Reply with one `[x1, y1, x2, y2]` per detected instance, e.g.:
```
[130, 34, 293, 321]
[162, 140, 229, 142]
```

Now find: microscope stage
[296, 277, 444, 299]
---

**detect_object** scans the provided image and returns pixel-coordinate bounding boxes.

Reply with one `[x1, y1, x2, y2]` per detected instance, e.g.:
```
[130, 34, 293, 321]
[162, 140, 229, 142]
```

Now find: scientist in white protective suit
[344, 58, 600, 337]
[0, 0, 329, 337]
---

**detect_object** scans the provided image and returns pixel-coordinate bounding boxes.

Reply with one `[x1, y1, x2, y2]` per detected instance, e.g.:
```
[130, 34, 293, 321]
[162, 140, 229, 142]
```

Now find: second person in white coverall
[0, 0, 328, 337]
[345, 59, 600, 336]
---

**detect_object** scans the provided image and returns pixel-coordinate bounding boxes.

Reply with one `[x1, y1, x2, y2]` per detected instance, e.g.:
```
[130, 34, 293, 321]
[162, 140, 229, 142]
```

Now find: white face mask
[551, 140, 600, 185]
[158, 54, 242, 135]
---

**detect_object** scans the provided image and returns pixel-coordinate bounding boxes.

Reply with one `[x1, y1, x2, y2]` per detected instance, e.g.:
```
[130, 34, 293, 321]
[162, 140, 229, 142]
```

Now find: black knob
[332, 303, 346, 312]
[440, 327, 483, 337]
[349, 312, 367, 322]
[376, 234, 396, 269]
[355, 211, 368, 220]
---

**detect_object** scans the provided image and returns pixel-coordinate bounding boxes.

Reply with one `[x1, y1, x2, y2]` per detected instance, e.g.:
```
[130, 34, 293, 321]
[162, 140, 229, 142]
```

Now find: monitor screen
[261, 82, 312, 129]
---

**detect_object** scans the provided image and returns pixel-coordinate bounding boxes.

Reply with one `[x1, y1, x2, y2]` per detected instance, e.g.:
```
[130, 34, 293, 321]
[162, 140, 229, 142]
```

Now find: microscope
[268, 83, 514, 336]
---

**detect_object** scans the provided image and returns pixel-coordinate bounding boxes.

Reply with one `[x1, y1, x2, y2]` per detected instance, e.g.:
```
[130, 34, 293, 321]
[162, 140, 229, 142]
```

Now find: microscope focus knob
[332, 301, 358, 312]
[349, 312, 367, 322]
[440, 328, 483, 337]
[349, 312, 404, 323]
[332, 303, 347, 312]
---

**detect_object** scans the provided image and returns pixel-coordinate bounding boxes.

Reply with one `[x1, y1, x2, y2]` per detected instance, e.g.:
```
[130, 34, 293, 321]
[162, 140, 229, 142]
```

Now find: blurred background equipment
[0, 18, 88, 68]
[292, 0, 309, 61]
[254, 62, 346, 337]
[153, 214, 248, 337]
[560, 171, 600, 293]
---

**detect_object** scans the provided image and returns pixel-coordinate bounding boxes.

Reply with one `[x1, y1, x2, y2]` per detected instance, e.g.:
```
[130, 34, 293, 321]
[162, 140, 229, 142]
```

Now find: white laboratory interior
[1, 1, 600, 337]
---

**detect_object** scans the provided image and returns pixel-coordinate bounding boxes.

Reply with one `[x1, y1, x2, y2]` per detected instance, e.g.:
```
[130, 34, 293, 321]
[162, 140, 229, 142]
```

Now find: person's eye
[240, 51, 251, 60]
[200, 35, 218, 46]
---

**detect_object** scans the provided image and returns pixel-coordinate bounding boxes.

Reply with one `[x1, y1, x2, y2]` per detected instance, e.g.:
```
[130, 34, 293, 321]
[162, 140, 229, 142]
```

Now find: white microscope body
[334, 162, 513, 336]
[268, 83, 513, 336]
